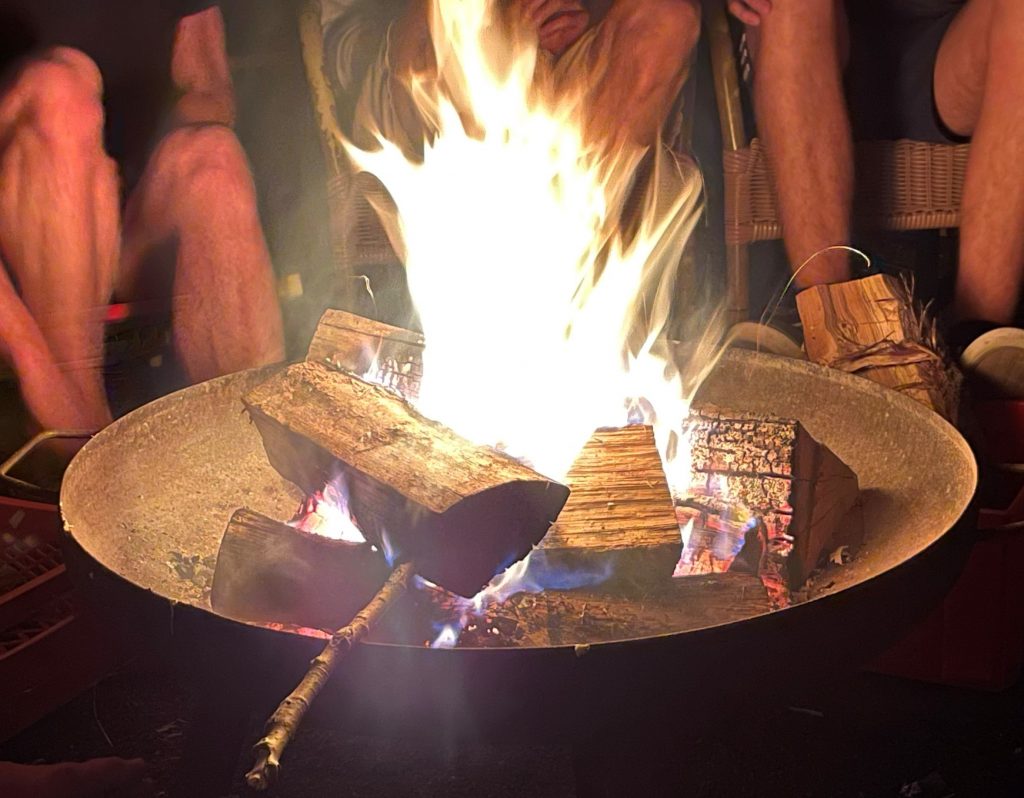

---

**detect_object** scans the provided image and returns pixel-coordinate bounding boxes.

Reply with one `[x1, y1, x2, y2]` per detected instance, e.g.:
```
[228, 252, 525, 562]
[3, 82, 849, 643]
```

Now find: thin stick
[245, 561, 416, 790]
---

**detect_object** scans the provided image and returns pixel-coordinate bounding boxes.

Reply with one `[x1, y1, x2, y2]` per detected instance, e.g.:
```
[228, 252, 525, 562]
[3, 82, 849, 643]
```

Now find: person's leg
[748, 0, 852, 287]
[119, 125, 284, 382]
[560, 0, 701, 148]
[934, 0, 1024, 325]
[0, 47, 118, 430]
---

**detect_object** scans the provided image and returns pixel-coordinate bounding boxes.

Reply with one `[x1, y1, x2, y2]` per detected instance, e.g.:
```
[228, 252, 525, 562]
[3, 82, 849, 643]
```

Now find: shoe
[726, 321, 805, 360]
[960, 327, 1024, 400]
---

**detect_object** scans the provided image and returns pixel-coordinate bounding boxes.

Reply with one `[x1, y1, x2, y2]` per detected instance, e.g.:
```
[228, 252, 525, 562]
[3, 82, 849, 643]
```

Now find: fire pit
[58, 347, 975, 793]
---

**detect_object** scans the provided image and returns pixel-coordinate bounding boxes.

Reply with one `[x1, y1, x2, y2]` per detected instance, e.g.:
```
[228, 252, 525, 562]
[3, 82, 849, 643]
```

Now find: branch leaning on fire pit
[246, 561, 415, 790]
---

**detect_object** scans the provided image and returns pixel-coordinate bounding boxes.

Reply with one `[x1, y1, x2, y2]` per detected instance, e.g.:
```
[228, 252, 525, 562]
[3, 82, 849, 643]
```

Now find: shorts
[845, 1, 967, 143]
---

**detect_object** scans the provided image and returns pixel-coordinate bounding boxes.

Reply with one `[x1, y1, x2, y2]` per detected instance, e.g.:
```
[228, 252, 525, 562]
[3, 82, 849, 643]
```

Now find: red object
[871, 400, 1024, 690]
[0, 497, 119, 741]
[104, 302, 131, 324]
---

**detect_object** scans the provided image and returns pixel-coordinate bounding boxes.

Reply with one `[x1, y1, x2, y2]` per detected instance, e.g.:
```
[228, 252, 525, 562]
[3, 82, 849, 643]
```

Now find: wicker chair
[297, 0, 404, 311]
[704, 0, 970, 325]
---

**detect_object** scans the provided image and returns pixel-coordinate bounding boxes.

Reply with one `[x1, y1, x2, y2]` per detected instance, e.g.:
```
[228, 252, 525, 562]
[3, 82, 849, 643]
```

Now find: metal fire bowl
[60, 350, 976, 741]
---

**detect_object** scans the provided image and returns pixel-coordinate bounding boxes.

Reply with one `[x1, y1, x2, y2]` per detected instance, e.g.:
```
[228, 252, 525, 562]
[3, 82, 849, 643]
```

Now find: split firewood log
[796, 274, 960, 421]
[534, 425, 682, 587]
[244, 360, 569, 598]
[678, 405, 862, 589]
[211, 508, 391, 631]
[306, 308, 424, 399]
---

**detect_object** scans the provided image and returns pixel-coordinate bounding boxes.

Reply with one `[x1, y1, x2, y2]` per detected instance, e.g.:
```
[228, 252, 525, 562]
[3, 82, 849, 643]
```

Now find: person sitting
[322, 0, 701, 172]
[0, 1, 284, 442]
[728, 0, 1024, 336]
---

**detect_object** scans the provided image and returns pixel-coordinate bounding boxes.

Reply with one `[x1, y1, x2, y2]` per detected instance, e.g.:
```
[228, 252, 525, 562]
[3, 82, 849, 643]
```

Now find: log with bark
[243, 360, 570, 597]
[533, 424, 682, 587]
[306, 308, 424, 399]
[796, 274, 960, 421]
[677, 404, 861, 589]
[211, 508, 391, 631]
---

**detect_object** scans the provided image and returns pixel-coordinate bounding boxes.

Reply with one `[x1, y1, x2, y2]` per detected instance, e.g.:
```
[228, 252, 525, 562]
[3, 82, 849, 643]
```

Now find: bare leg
[119, 125, 284, 382]
[935, 0, 1024, 325]
[750, 0, 852, 286]
[0, 48, 118, 430]
[574, 0, 701, 147]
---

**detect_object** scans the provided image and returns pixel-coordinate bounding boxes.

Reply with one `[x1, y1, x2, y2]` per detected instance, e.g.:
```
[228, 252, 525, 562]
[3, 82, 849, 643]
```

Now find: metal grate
[0, 534, 63, 596]
[0, 594, 74, 657]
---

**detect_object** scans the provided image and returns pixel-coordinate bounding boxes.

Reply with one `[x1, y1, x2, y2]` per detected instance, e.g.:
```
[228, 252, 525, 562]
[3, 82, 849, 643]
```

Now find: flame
[344, 0, 716, 483]
[426, 548, 613, 648]
[288, 470, 367, 544]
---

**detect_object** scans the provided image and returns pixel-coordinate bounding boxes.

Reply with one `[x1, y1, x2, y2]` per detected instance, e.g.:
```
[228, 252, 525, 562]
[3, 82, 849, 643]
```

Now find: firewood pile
[212, 309, 867, 788]
[214, 309, 863, 647]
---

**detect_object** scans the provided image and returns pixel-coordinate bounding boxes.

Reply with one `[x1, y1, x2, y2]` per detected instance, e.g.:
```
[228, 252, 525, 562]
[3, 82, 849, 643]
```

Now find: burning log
[211, 508, 391, 631]
[247, 561, 415, 789]
[534, 425, 681, 586]
[796, 274, 960, 421]
[679, 405, 861, 589]
[306, 309, 424, 399]
[243, 360, 570, 597]
[417, 574, 771, 648]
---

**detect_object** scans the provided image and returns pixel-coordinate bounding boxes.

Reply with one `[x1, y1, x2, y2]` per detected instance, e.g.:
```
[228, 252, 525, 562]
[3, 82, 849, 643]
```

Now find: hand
[728, 0, 772, 26]
[512, 0, 591, 56]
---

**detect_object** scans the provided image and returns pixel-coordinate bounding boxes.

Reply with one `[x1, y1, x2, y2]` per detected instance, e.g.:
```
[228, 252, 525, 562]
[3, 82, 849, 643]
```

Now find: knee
[15, 48, 105, 149]
[154, 125, 255, 200]
[616, 0, 701, 84]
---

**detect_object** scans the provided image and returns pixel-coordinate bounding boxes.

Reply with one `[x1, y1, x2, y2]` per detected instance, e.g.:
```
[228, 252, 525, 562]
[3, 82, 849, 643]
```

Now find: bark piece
[534, 425, 682, 586]
[796, 274, 959, 421]
[243, 361, 569, 597]
[211, 508, 390, 631]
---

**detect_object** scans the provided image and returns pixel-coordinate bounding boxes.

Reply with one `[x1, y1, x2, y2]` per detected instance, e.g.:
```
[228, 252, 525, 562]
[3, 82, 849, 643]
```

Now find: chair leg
[726, 242, 750, 324]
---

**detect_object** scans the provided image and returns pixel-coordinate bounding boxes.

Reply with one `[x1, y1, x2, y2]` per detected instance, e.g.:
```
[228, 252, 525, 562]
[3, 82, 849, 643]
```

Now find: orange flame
[344, 0, 722, 485]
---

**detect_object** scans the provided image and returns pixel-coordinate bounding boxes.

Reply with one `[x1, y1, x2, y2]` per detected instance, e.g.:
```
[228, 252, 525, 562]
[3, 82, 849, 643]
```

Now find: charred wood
[211, 508, 390, 631]
[681, 405, 861, 589]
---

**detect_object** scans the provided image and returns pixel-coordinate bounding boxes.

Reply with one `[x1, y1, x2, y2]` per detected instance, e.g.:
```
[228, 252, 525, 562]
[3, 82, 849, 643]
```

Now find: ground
[1, 660, 1023, 796]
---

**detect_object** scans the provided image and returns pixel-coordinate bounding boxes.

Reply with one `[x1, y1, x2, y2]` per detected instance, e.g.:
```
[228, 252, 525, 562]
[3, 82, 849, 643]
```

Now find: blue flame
[423, 549, 615, 648]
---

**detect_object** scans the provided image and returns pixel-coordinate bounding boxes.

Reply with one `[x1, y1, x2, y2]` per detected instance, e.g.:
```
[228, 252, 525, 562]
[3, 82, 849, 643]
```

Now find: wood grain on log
[211, 508, 391, 631]
[796, 274, 959, 420]
[536, 425, 682, 585]
[244, 361, 569, 596]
